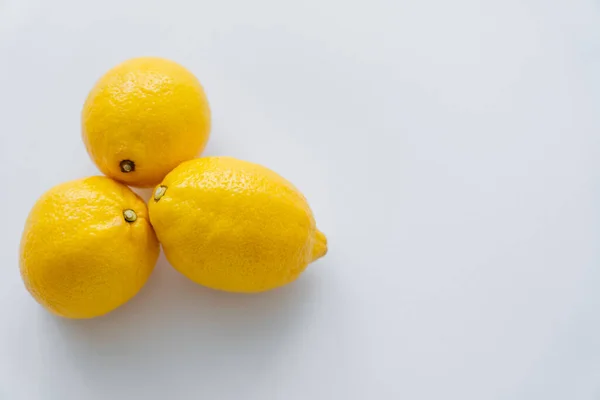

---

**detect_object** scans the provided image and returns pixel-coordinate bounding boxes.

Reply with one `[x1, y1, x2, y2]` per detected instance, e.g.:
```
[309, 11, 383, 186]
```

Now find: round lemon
[20, 176, 160, 318]
[82, 57, 211, 187]
[148, 157, 327, 293]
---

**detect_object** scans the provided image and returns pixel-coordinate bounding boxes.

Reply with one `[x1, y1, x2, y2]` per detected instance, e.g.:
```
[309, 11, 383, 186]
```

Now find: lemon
[82, 57, 211, 188]
[19, 176, 160, 318]
[148, 157, 327, 293]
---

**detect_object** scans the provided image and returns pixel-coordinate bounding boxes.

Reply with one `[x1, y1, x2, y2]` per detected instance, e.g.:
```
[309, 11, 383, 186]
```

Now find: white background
[0, 0, 599, 399]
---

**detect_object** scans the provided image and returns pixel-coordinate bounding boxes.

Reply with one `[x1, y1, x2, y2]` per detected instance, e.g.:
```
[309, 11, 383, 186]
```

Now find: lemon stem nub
[311, 230, 328, 262]
[120, 160, 135, 173]
[154, 185, 167, 201]
[123, 209, 137, 223]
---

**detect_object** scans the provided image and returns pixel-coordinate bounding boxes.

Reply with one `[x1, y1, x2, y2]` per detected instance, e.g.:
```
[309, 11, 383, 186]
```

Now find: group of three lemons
[19, 57, 327, 319]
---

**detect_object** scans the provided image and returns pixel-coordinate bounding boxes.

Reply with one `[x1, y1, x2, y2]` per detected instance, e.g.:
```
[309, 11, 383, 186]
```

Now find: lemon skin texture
[82, 57, 211, 187]
[149, 157, 328, 293]
[19, 176, 160, 319]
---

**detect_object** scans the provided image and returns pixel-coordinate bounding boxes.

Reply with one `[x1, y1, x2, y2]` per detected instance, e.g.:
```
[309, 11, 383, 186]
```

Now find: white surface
[0, 0, 599, 399]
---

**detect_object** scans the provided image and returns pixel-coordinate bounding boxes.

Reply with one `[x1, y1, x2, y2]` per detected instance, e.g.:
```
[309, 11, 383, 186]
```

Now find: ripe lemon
[19, 176, 160, 318]
[82, 57, 211, 187]
[148, 157, 328, 293]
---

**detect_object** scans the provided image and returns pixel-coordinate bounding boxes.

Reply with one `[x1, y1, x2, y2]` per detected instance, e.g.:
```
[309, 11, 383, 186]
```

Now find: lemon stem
[120, 160, 135, 173]
[154, 185, 167, 201]
[123, 209, 137, 223]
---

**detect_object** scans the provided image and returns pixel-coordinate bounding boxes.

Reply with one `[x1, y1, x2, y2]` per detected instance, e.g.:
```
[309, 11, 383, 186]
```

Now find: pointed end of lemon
[311, 229, 328, 262]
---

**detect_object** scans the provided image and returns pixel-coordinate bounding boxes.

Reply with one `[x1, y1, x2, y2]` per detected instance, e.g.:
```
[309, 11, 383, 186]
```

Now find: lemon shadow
[131, 187, 154, 202]
[46, 252, 320, 393]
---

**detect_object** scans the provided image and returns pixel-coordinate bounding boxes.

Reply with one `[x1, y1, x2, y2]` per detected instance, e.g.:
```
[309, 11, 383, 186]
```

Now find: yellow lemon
[148, 157, 327, 293]
[20, 176, 160, 318]
[82, 57, 211, 187]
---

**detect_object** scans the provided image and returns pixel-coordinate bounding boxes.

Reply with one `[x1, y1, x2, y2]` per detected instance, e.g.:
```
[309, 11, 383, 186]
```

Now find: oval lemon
[148, 157, 328, 293]
[82, 57, 211, 187]
[20, 176, 160, 318]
